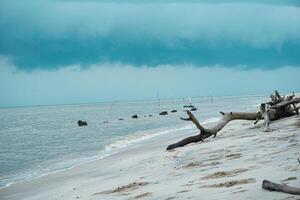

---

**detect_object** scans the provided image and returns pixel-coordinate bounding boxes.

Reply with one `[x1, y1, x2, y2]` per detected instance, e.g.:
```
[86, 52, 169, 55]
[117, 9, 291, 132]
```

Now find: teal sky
[0, 0, 300, 107]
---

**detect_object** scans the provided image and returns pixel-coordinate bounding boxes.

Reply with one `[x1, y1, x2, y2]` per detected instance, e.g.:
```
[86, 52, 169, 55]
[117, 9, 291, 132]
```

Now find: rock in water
[190, 107, 197, 111]
[159, 111, 168, 115]
[171, 110, 177, 113]
[132, 114, 138, 119]
[77, 120, 88, 126]
[183, 105, 194, 108]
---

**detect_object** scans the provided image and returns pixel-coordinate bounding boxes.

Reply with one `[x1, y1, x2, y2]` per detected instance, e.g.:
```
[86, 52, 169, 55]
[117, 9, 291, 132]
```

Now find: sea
[0, 95, 267, 188]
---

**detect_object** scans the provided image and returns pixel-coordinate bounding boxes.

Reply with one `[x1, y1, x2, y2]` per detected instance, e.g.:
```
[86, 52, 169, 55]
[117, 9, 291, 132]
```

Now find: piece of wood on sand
[262, 180, 300, 195]
[167, 91, 300, 150]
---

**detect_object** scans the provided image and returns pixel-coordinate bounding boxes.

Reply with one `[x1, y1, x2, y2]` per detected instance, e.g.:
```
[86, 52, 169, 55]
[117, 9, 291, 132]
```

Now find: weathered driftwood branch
[167, 91, 299, 150]
[262, 180, 300, 195]
[270, 98, 300, 109]
[166, 111, 260, 150]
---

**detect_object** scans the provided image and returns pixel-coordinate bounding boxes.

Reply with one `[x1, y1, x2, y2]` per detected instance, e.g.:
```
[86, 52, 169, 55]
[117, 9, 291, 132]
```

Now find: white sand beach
[1, 115, 300, 200]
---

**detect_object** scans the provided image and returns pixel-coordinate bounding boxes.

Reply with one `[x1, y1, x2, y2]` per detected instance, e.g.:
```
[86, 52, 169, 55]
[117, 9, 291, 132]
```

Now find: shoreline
[0, 117, 220, 190]
[0, 123, 196, 190]
[1, 115, 299, 200]
[0, 121, 197, 200]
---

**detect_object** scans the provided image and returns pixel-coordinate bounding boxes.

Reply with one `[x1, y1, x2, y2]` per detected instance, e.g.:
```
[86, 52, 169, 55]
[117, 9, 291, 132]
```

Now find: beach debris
[205, 178, 255, 188]
[159, 111, 168, 115]
[177, 190, 190, 193]
[132, 114, 138, 119]
[281, 177, 297, 182]
[262, 179, 300, 195]
[181, 161, 220, 169]
[167, 90, 300, 150]
[165, 197, 176, 200]
[190, 107, 197, 111]
[95, 181, 149, 195]
[133, 192, 152, 199]
[171, 110, 177, 113]
[225, 153, 242, 160]
[202, 168, 248, 179]
[77, 120, 87, 126]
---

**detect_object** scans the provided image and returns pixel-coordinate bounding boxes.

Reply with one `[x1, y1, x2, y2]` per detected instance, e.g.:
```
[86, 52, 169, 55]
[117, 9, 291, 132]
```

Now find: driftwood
[262, 180, 300, 195]
[167, 91, 300, 150]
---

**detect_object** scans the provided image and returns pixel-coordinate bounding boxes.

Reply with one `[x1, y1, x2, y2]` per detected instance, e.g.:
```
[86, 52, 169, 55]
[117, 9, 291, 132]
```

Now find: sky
[0, 0, 300, 107]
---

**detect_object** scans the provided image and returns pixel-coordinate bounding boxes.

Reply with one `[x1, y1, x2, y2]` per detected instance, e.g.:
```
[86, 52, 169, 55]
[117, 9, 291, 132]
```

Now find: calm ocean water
[0, 95, 267, 188]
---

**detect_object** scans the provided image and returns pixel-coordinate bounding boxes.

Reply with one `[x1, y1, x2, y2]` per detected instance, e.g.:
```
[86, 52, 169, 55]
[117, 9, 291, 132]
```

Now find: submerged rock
[190, 107, 197, 111]
[132, 114, 138, 119]
[171, 110, 177, 113]
[159, 111, 168, 115]
[77, 120, 88, 126]
[183, 105, 194, 108]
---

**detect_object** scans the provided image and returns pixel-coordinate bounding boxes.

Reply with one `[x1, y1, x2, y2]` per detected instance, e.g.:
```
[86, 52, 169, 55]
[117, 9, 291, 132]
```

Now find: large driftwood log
[167, 91, 300, 150]
[262, 180, 300, 195]
[167, 111, 261, 150]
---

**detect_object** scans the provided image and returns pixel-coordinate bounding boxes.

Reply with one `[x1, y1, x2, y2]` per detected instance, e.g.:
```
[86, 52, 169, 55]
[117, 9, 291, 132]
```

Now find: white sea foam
[105, 116, 221, 152]
[105, 125, 193, 152]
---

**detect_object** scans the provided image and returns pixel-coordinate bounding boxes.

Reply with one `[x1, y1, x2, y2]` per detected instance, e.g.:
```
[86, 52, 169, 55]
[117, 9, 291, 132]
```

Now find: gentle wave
[105, 125, 193, 151]
[105, 116, 221, 152]
[0, 116, 221, 189]
[0, 152, 110, 189]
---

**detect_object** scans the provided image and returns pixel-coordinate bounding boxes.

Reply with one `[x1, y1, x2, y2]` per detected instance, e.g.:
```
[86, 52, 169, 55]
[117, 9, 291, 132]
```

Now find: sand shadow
[202, 168, 248, 179]
[203, 178, 255, 188]
[94, 181, 149, 196]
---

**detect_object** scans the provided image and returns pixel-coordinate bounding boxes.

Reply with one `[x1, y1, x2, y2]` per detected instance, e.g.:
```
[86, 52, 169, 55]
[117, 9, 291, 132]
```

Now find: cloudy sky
[0, 0, 300, 107]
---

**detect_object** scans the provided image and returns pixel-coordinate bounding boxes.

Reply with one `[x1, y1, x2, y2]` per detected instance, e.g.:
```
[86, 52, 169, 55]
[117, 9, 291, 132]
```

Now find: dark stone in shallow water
[190, 107, 197, 111]
[148, 115, 153, 117]
[183, 105, 194, 108]
[118, 119, 124, 121]
[132, 114, 138, 119]
[159, 111, 168, 115]
[171, 110, 177, 113]
[77, 120, 88, 126]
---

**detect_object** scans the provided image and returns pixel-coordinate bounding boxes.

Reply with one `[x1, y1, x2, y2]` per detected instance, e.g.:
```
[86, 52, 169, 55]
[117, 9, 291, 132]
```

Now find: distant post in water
[157, 92, 160, 107]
